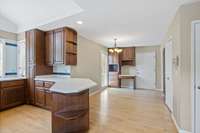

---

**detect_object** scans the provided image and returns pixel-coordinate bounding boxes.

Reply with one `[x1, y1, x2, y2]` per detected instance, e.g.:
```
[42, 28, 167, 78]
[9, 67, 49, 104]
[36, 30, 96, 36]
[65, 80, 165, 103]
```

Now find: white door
[194, 22, 200, 133]
[101, 51, 108, 87]
[136, 52, 156, 89]
[165, 41, 173, 112]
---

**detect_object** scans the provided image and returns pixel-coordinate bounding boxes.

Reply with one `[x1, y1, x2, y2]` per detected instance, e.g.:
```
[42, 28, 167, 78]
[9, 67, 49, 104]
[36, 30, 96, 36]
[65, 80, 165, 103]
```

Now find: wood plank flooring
[0, 88, 178, 133]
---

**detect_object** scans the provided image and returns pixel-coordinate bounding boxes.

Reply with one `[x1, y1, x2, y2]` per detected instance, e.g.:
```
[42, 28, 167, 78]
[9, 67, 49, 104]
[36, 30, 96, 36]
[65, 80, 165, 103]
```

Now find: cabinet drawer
[1, 80, 25, 88]
[35, 81, 44, 87]
[44, 82, 54, 88]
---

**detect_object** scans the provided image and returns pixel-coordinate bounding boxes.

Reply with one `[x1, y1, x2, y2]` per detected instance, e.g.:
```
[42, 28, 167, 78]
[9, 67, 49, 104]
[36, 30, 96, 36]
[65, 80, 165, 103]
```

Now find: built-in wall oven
[109, 64, 119, 72]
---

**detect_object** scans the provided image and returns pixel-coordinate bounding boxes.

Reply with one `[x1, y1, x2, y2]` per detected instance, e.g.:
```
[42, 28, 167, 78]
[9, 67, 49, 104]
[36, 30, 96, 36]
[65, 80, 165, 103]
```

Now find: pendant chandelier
[108, 39, 123, 53]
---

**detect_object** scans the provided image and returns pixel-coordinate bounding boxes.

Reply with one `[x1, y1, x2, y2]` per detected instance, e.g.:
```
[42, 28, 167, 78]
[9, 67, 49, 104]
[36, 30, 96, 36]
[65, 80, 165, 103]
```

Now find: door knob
[198, 86, 200, 90]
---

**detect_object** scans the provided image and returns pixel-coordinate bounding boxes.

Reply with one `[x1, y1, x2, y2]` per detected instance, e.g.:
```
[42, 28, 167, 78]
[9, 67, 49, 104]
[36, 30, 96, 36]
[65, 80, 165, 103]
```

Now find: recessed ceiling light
[76, 21, 83, 25]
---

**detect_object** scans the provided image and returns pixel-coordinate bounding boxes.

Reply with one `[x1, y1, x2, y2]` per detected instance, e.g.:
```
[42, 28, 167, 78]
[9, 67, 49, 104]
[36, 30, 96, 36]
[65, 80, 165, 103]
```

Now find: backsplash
[53, 64, 71, 75]
[121, 66, 136, 88]
[121, 66, 136, 75]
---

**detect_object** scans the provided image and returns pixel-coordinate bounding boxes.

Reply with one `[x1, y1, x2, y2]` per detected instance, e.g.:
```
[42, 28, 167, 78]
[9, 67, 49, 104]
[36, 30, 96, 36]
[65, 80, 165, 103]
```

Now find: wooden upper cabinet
[54, 28, 64, 64]
[65, 28, 77, 43]
[121, 47, 134, 60]
[44, 27, 77, 66]
[120, 47, 136, 66]
[45, 31, 54, 66]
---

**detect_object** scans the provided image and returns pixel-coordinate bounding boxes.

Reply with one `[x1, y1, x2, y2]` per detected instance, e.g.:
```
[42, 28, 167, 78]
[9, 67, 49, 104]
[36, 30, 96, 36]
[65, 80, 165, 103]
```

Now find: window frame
[0, 38, 18, 77]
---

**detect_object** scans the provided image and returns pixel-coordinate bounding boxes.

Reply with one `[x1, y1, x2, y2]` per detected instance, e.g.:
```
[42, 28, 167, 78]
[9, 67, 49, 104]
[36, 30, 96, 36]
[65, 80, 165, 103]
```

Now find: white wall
[0, 14, 17, 33]
[121, 46, 161, 90]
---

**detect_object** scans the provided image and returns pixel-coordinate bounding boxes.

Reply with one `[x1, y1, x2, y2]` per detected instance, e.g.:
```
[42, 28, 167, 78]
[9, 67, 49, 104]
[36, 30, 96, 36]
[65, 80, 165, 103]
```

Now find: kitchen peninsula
[35, 75, 96, 133]
[25, 26, 96, 133]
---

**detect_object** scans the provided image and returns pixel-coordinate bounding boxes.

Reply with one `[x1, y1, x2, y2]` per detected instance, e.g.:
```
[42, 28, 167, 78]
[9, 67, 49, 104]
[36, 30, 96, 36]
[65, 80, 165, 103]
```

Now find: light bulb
[109, 49, 114, 53]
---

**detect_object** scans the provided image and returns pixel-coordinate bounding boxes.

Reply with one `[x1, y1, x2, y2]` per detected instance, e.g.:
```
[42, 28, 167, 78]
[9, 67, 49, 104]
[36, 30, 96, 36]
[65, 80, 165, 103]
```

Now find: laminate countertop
[35, 75, 97, 94]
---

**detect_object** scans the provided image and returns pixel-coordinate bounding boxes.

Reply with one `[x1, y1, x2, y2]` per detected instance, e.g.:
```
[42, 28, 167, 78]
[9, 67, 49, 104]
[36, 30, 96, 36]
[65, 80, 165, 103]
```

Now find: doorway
[192, 21, 200, 133]
[165, 40, 173, 112]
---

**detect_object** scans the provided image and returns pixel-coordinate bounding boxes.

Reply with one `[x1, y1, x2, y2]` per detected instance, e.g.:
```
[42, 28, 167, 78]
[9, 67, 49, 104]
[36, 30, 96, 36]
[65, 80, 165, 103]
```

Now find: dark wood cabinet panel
[45, 27, 77, 66]
[0, 80, 25, 110]
[35, 87, 45, 107]
[35, 80, 54, 110]
[120, 47, 135, 66]
[54, 28, 64, 64]
[45, 90, 53, 110]
[45, 31, 54, 66]
[1, 86, 25, 109]
[121, 47, 134, 60]
[26, 29, 53, 104]
[65, 28, 77, 43]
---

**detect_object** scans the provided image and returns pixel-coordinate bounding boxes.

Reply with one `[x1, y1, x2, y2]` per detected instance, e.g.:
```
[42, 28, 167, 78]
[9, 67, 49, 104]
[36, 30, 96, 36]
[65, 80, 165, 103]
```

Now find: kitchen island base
[52, 89, 89, 133]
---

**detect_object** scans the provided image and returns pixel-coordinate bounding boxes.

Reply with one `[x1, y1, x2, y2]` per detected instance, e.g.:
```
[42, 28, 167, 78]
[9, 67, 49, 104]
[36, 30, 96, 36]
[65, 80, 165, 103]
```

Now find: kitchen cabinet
[0, 80, 25, 110]
[45, 31, 54, 66]
[35, 80, 54, 110]
[54, 28, 64, 64]
[45, 27, 77, 66]
[45, 90, 53, 110]
[35, 87, 45, 107]
[120, 47, 136, 66]
[26, 29, 53, 104]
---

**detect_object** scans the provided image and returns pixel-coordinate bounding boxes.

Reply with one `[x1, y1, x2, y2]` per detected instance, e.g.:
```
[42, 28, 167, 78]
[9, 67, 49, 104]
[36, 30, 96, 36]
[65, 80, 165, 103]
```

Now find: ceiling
[0, 0, 198, 47]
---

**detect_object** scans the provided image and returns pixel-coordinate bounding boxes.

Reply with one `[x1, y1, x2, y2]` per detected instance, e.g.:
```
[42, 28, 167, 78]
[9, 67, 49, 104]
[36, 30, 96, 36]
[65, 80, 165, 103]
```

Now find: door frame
[163, 48, 166, 100]
[164, 40, 173, 112]
[191, 20, 200, 133]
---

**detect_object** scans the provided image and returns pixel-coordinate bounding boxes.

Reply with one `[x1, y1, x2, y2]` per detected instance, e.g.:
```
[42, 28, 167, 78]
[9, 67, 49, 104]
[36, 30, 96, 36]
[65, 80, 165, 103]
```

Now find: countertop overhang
[35, 75, 97, 94]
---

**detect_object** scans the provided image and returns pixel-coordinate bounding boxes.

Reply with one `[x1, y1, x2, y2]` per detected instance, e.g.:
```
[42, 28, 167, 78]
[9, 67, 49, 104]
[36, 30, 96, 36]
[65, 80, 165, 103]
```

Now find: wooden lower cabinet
[35, 87, 45, 107]
[45, 90, 53, 110]
[35, 80, 54, 110]
[0, 79, 25, 110]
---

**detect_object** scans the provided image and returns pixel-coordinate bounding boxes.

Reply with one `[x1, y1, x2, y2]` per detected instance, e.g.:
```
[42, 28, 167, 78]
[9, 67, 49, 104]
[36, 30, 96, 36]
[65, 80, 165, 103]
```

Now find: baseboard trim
[89, 87, 106, 96]
[171, 114, 191, 133]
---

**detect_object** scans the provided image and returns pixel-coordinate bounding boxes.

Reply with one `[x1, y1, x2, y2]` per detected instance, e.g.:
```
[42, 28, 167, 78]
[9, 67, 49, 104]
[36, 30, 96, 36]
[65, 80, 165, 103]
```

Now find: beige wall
[17, 32, 25, 41]
[0, 30, 17, 40]
[161, 1, 200, 131]
[71, 35, 107, 91]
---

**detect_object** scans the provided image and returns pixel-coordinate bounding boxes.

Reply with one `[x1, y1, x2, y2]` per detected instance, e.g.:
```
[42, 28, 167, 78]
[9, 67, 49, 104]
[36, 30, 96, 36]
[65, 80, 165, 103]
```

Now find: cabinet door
[29, 30, 36, 64]
[54, 29, 64, 64]
[27, 65, 36, 104]
[45, 90, 52, 110]
[122, 48, 134, 60]
[35, 87, 45, 107]
[70, 54, 77, 65]
[65, 28, 77, 43]
[1, 86, 25, 109]
[45, 31, 54, 66]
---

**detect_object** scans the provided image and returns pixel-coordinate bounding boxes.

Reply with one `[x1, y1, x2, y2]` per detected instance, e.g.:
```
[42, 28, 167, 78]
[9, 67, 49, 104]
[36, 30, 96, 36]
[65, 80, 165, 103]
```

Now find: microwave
[109, 64, 119, 72]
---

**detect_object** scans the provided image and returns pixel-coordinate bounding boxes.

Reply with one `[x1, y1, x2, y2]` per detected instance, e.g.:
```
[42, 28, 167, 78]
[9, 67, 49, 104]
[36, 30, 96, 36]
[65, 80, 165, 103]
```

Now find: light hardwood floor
[0, 88, 178, 133]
